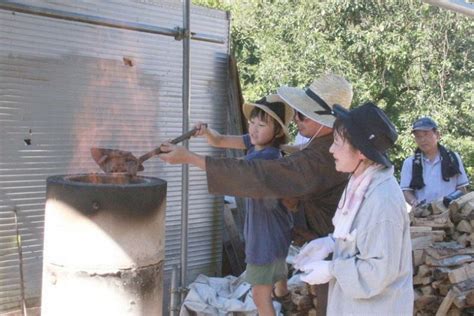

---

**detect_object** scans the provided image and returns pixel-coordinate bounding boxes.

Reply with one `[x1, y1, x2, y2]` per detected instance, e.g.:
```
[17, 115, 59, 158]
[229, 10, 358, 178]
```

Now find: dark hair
[249, 107, 286, 147]
[333, 117, 357, 150]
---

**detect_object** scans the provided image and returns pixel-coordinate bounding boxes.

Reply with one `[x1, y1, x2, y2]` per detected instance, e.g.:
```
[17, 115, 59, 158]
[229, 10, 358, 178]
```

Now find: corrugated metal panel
[0, 0, 229, 312]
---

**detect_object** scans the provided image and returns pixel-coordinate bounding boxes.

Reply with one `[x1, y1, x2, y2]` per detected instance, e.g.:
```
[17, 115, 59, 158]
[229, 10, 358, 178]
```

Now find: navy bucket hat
[332, 102, 398, 167]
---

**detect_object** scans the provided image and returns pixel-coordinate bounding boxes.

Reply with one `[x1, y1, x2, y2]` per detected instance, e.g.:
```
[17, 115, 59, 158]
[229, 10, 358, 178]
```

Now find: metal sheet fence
[0, 0, 229, 312]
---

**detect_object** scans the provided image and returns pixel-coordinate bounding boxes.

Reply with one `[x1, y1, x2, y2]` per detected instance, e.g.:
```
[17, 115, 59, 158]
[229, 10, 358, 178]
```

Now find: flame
[67, 45, 160, 180]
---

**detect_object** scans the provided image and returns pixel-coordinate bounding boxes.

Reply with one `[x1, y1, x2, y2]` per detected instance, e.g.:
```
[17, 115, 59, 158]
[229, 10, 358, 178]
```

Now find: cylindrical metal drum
[41, 174, 166, 316]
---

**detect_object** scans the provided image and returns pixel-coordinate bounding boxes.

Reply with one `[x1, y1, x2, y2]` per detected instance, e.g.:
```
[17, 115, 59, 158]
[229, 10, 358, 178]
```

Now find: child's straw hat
[243, 94, 294, 143]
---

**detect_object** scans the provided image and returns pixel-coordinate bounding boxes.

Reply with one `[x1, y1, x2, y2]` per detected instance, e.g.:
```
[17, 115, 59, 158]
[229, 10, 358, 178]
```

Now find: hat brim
[333, 104, 392, 167]
[412, 127, 436, 132]
[277, 86, 336, 127]
[243, 102, 291, 143]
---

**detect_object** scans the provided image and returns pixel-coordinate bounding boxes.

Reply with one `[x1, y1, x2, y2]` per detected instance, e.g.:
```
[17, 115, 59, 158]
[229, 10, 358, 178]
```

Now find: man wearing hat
[400, 117, 469, 207]
[158, 73, 353, 315]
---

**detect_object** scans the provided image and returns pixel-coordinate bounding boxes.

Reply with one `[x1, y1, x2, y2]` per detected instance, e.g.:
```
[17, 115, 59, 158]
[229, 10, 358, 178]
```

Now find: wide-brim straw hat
[277, 74, 353, 127]
[243, 94, 294, 143]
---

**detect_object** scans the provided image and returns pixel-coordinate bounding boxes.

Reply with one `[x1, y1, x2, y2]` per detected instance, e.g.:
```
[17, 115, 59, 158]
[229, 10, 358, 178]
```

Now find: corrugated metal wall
[0, 0, 229, 312]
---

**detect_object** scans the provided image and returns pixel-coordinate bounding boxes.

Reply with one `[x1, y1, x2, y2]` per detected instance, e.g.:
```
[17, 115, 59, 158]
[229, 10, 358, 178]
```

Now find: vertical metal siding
[0, 0, 229, 312]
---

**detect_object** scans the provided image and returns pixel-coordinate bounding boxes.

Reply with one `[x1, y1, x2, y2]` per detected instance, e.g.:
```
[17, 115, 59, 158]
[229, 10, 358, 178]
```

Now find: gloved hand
[300, 260, 333, 285]
[294, 236, 334, 270]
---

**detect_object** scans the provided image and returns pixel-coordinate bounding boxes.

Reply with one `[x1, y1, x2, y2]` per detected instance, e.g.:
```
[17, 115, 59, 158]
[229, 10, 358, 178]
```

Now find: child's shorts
[244, 258, 288, 285]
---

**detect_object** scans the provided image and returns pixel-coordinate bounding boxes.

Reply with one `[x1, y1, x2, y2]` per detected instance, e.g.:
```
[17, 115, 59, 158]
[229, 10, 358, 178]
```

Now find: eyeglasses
[293, 111, 307, 121]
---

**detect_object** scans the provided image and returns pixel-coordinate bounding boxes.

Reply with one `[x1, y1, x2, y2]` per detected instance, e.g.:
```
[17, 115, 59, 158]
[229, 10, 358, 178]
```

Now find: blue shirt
[400, 152, 469, 203]
[242, 134, 293, 265]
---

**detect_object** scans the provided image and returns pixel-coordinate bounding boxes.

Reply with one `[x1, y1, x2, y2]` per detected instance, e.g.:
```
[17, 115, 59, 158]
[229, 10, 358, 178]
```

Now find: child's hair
[249, 107, 286, 147]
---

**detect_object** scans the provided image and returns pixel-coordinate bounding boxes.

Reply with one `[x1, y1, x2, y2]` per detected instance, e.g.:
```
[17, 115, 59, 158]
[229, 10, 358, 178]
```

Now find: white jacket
[327, 167, 414, 315]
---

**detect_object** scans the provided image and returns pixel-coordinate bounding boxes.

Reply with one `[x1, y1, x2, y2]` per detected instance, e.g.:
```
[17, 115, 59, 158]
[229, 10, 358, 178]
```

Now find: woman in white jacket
[294, 102, 414, 315]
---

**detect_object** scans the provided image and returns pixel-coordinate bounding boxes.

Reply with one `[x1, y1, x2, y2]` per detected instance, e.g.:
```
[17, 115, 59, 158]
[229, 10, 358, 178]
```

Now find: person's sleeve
[242, 134, 251, 150]
[205, 148, 343, 199]
[329, 219, 405, 299]
[454, 153, 470, 188]
[399, 158, 413, 191]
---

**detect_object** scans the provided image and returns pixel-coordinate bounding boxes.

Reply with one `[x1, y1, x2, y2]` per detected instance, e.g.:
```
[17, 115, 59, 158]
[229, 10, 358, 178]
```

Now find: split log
[452, 279, 474, 308]
[421, 285, 435, 296]
[416, 295, 443, 315]
[425, 242, 473, 259]
[432, 200, 448, 215]
[290, 284, 309, 296]
[436, 289, 456, 316]
[453, 278, 474, 293]
[307, 308, 317, 316]
[425, 254, 473, 267]
[413, 204, 432, 217]
[466, 290, 474, 306]
[469, 233, 474, 245]
[432, 279, 452, 296]
[291, 293, 313, 311]
[456, 220, 472, 234]
[411, 226, 432, 234]
[432, 230, 447, 242]
[448, 263, 474, 284]
[413, 210, 453, 229]
[432, 267, 453, 281]
[413, 249, 425, 268]
[460, 201, 474, 217]
[446, 305, 462, 316]
[449, 192, 474, 212]
[412, 234, 434, 250]
[417, 264, 432, 278]
[456, 234, 469, 247]
[433, 279, 452, 296]
[413, 274, 433, 285]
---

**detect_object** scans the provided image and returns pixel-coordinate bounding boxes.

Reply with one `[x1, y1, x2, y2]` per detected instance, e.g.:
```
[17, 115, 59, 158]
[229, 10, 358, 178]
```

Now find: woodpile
[284, 283, 319, 316]
[412, 191, 474, 316]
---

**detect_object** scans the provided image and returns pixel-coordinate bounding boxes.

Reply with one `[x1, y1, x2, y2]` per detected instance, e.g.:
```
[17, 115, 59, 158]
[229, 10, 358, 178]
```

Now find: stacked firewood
[285, 283, 318, 316]
[412, 191, 474, 315]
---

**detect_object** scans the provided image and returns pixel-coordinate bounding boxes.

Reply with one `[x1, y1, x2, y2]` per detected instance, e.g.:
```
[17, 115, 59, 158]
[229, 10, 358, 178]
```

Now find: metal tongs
[90, 126, 203, 176]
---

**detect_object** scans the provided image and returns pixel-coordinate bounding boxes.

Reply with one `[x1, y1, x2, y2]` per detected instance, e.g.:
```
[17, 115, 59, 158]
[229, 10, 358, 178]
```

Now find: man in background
[400, 117, 469, 207]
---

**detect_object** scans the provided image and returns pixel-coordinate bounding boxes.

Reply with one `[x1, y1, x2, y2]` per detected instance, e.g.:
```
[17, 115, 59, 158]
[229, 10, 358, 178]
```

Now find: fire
[67, 52, 159, 177]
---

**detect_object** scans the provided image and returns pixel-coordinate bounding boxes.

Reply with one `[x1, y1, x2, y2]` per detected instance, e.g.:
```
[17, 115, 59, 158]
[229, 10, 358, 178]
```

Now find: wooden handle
[137, 124, 206, 163]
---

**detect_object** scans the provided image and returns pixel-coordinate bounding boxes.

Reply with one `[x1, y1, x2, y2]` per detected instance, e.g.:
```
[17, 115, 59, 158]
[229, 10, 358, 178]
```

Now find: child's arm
[195, 122, 246, 149]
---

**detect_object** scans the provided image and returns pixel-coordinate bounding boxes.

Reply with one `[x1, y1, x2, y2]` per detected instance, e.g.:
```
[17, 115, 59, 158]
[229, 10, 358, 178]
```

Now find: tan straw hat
[277, 73, 353, 127]
[243, 94, 294, 143]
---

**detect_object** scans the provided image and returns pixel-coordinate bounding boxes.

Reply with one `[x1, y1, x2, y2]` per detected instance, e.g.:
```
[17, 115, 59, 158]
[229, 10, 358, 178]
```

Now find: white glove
[300, 260, 333, 285]
[294, 236, 335, 270]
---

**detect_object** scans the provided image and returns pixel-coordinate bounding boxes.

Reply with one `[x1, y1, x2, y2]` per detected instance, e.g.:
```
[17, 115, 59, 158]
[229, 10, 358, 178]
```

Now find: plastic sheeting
[180, 274, 283, 316]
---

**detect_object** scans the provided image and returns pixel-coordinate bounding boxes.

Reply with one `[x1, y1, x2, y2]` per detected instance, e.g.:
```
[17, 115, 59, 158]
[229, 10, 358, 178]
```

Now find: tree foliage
[195, 0, 473, 178]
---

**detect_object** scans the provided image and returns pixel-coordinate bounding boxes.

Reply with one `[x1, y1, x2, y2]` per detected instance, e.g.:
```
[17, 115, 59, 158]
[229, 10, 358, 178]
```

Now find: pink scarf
[332, 164, 383, 240]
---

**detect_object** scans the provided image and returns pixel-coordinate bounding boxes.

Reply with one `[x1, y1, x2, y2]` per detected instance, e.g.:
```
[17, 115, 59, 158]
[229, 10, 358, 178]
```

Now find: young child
[193, 94, 294, 315]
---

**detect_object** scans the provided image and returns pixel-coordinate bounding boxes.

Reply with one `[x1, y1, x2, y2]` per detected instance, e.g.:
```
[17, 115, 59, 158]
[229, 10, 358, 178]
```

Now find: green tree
[195, 0, 473, 179]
